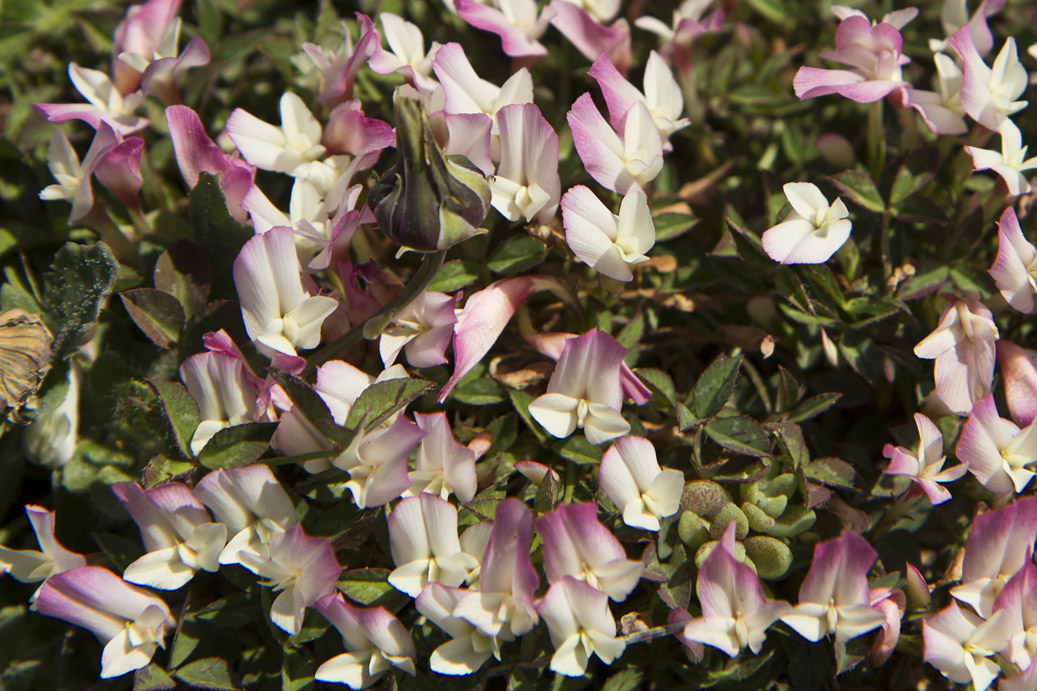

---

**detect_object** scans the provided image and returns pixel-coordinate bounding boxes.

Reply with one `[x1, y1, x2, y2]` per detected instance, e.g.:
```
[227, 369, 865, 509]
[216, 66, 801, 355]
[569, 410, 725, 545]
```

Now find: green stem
[867, 101, 885, 178]
[563, 460, 576, 504]
[81, 206, 139, 268]
[880, 211, 892, 282]
[303, 250, 446, 375]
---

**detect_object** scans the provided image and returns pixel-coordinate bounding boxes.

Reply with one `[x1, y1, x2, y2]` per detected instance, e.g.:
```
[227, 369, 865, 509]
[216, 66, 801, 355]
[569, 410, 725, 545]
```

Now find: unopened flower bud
[369, 91, 490, 252]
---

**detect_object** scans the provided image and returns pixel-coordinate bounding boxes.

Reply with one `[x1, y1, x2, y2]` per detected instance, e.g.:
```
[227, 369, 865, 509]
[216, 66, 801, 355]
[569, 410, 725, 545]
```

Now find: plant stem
[867, 101, 885, 178]
[303, 250, 445, 375]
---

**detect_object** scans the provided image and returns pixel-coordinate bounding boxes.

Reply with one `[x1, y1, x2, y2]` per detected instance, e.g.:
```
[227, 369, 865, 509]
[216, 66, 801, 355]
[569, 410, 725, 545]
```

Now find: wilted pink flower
[902, 53, 968, 136]
[38, 123, 143, 224]
[913, 298, 997, 414]
[34, 63, 148, 136]
[868, 586, 906, 666]
[883, 413, 965, 504]
[34, 566, 176, 678]
[300, 15, 379, 105]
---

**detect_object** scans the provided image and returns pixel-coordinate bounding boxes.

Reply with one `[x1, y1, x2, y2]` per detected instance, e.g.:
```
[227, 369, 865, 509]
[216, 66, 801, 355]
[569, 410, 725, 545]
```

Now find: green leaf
[893, 195, 948, 223]
[692, 355, 742, 419]
[173, 657, 237, 690]
[804, 457, 859, 490]
[602, 669, 643, 691]
[487, 414, 518, 452]
[42, 241, 118, 360]
[770, 421, 809, 469]
[345, 378, 433, 432]
[616, 312, 644, 350]
[149, 380, 200, 459]
[555, 436, 602, 465]
[197, 422, 277, 469]
[889, 165, 930, 206]
[510, 388, 547, 442]
[427, 259, 481, 292]
[635, 368, 676, 406]
[704, 415, 770, 458]
[153, 241, 212, 317]
[676, 401, 698, 431]
[828, 170, 885, 212]
[787, 393, 841, 423]
[487, 235, 547, 274]
[452, 375, 505, 405]
[281, 650, 314, 691]
[133, 664, 177, 691]
[120, 289, 185, 349]
[533, 469, 558, 514]
[142, 455, 196, 488]
[775, 366, 802, 413]
[337, 568, 405, 607]
[897, 266, 948, 301]
[653, 212, 697, 242]
[189, 174, 253, 299]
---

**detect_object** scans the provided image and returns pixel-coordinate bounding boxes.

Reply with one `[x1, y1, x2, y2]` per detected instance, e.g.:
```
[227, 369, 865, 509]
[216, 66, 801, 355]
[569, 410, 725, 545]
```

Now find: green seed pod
[369, 92, 490, 252]
[684, 480, 731, 519]
[695, 538, 746, 568]
[709, 503, 749, 540]
[743, 535, 794, 579]
[742, 501, 775, 532]
[677, 511, 710, 553]
[765, 505, 817, 538]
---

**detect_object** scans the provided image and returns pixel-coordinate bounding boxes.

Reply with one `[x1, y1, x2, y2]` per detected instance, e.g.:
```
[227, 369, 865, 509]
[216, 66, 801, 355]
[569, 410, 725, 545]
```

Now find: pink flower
[781, 531, 885, 643]
[793, 15, 910, 103]
[923, 601, 1011, 691]
[34, 566, 175, 678]
[950, 497, 1037, 618]
[949, 25, 1028, 131]
[955, 394, 1037, 494]
[535, 502, 644, 601]
[683, 522, 791, 656]
[567, 92, 663, 195]
[913, 298, 997, 414]
[537, 576, 626, 676]
[0, 505, 86, 593]
[883, 413, 965, 504]
[314, 592, 416, 688]
[165, 105, 255, 223]
[236, 524, 341, 635]
[989, 207, 1037, 313]
[999, 341, 1037, 428]
[527, 329, 631, 444]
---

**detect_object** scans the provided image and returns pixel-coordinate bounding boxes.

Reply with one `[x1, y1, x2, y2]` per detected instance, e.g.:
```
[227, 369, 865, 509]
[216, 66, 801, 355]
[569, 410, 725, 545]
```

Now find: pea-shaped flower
[762, 182, 851, 265]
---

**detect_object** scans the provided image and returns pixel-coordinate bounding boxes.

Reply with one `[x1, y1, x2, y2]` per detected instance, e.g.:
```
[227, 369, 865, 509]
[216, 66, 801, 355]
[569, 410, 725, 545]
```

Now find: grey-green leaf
[43, 241, 118, 360]
[692, 354, 742, 419]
